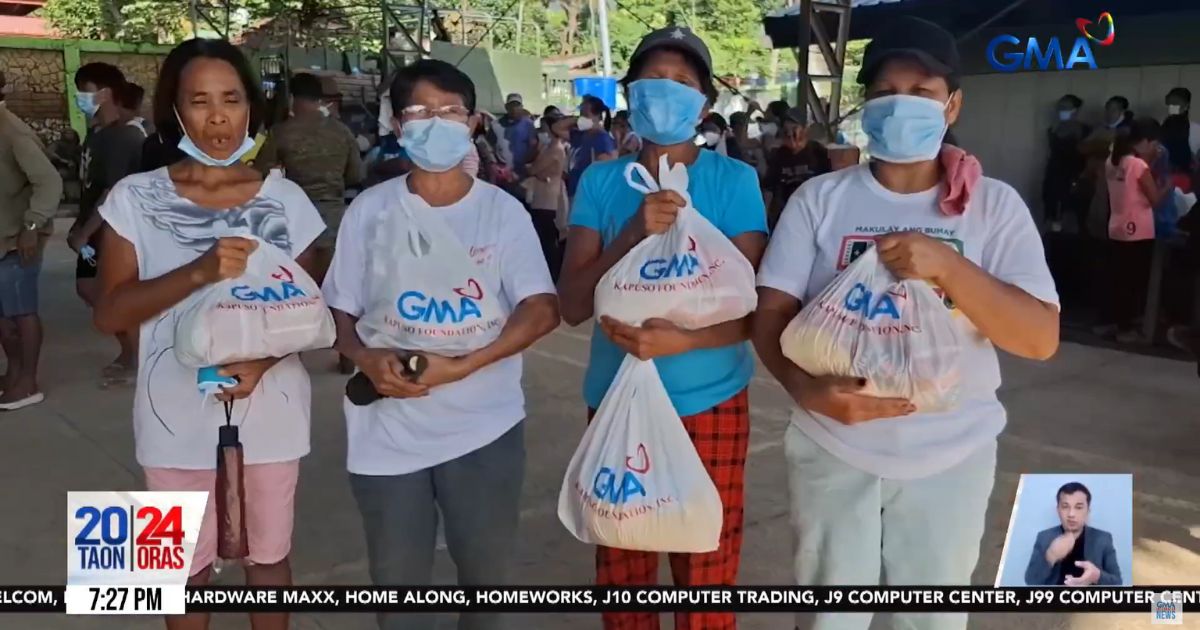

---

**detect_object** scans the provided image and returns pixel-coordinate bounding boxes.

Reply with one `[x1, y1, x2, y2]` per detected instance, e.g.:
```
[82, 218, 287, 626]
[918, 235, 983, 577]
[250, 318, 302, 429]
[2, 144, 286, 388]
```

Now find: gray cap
[628, 26, 713, 77]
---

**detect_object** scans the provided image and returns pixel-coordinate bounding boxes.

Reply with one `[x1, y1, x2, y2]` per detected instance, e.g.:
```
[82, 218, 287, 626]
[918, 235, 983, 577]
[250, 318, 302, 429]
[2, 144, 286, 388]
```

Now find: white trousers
[785, 423, 998, 630]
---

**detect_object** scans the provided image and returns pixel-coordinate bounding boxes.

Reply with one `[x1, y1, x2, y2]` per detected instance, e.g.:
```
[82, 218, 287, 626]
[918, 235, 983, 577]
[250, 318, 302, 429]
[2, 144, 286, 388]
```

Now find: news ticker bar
[0, 585, 1192, 615]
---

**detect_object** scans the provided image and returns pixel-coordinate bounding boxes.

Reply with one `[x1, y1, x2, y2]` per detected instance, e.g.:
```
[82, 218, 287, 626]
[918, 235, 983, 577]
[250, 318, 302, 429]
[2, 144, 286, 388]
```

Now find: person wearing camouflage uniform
[256, 72, 362, 284]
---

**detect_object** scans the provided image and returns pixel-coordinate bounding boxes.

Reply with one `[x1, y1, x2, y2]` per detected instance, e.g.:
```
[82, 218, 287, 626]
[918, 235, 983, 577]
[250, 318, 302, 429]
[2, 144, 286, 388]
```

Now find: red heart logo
[270, 266, 294, 283]
[452, 278, 483, 300]
[887, 286, 908, 299]
[1075, 12, 1115, 46]
[625, 443, 651, 474]
[687, 236, 697, 252]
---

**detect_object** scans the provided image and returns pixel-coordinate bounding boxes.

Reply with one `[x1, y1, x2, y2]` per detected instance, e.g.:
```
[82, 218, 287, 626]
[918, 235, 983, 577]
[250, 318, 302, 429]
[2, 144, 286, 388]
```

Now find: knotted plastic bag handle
[376, 194, 430, 259]
[623, 154, 693, 208]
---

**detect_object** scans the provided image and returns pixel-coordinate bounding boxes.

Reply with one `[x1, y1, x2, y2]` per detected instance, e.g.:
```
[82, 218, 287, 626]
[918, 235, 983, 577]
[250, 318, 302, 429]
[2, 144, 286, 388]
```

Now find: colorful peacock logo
[1076, 11, 1115, 47]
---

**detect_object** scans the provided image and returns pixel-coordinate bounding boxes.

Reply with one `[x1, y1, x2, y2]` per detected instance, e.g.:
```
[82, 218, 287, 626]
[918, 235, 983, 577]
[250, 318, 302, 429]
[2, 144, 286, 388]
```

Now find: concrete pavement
[1, 228, 1198, 629]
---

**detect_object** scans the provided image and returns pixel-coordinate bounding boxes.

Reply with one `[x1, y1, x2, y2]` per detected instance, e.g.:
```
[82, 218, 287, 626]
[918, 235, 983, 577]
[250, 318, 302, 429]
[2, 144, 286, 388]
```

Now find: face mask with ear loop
[861, 93, 951, 164]
[174, 108, 257, 167]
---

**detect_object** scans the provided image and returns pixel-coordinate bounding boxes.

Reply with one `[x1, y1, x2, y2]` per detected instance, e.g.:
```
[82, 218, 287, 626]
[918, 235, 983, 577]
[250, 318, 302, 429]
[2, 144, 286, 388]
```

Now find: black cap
[628, 26, 713, 78]
[782, 107, 807, 125]
[856, 17, 960, 86]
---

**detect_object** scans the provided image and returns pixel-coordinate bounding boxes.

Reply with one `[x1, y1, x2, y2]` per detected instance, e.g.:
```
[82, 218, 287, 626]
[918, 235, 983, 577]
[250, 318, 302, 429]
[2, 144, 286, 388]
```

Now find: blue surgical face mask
[75, 91, 99, 117]
[174, 109, 257, 167]
[861, 94, 949, 164]
[1058, 109, 1075, 122]
[628, 78, 707, 146]
[400, 117, 472, 173]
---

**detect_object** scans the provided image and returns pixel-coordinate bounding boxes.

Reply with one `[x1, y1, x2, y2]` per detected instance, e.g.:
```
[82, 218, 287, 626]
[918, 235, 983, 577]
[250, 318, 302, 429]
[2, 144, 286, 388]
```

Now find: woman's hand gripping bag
[558, 355, 723, 552]
[355, 193, 506, 356]
[174, 236, 336, 368]
[594, 155, 757, 329]
[779, 246, 964, 411]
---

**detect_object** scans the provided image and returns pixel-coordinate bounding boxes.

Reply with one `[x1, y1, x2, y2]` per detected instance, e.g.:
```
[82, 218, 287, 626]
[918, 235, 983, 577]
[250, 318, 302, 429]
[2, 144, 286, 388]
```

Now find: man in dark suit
[1025, 482, 1123, 585]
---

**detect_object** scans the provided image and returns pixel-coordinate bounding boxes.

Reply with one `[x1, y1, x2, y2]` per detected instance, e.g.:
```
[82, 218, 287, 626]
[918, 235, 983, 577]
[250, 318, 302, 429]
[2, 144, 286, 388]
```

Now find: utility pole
[596, 0, 612, 76]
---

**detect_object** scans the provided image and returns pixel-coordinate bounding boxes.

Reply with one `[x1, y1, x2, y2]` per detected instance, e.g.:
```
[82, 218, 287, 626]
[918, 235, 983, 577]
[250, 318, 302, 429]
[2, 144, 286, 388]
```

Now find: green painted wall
[0, 37, 170, 138]
[429, 41, 548, 114]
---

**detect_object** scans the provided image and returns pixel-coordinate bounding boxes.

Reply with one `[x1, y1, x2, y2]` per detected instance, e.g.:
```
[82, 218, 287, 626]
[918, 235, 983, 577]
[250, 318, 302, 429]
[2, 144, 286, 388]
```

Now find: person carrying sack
[90, 39, 327, 630]
[752, 18, 1060, 630]
[558, 27, 767, 630]
[322, 59, 559, 630]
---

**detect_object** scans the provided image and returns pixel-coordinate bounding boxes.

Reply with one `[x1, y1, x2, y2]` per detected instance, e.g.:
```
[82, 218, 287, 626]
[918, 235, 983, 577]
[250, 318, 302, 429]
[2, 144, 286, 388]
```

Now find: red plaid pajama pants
[589, 388, 751, 630]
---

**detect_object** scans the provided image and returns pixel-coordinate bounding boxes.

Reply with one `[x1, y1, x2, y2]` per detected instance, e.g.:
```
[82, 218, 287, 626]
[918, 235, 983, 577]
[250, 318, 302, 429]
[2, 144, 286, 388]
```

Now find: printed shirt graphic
[1105, 154, 1155, 241]
[98, 168, 325, 469]
[79, 123, 145, 239]
[569, 150, 768, 416]
[322, 176, 555, 475]
[757, 165, 1059, 479]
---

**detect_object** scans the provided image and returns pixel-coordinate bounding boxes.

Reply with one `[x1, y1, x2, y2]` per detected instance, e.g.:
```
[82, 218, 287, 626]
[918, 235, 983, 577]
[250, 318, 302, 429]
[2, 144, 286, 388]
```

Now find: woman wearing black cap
[753, 16, 1060, 630]
[558, 26, 767, 630]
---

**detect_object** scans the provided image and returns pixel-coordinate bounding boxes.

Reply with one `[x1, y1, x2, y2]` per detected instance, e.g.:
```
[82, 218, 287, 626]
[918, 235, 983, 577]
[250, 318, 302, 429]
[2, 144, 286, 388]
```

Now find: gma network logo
[592, 444, 650, 504]
[987, 11, 1115, 72]
[397, 278, 485, 324]
[231, 266, 307, 302]
[639, 237, 700, 281]
[844, 282, 906, 320]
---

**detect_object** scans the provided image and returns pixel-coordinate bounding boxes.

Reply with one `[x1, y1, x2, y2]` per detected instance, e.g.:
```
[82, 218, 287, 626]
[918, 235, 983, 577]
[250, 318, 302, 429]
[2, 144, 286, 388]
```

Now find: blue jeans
[786, 424, 997, 630]
[349, 422, 525, 630]
[0, 251, 40, 318]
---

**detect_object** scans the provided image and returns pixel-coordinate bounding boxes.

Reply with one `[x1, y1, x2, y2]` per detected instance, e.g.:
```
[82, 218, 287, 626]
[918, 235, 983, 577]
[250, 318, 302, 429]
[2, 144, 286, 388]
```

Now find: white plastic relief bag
[356, 191, 506, 356]
[557, 355, 723, 553]
[594, 155, 758, 329]
[174, 235, 336, 368]
[779, 246, 964, 412]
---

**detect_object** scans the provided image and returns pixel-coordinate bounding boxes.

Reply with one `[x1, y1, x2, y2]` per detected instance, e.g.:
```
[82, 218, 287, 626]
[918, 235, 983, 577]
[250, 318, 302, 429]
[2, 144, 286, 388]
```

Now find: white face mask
[759, 122, 778, 137]
[318, 104, 331, 117]
[703, 131, 721, 146]
[1168, 104, 1184, 116]
[576, 117, 595, 131]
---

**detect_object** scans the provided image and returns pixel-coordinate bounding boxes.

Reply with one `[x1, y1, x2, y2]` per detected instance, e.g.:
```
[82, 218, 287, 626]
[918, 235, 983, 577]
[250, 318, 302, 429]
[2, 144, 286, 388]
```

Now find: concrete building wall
[949, 11, 1200, 218]
[430, 40, 548, 114]
[956, 65, 1200, 216]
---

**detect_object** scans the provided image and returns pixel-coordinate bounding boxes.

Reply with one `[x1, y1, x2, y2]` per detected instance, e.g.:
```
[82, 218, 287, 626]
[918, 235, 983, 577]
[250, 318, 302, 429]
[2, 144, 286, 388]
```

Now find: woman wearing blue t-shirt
[558, 26, 768, 630]
[566, 95, 618, 197]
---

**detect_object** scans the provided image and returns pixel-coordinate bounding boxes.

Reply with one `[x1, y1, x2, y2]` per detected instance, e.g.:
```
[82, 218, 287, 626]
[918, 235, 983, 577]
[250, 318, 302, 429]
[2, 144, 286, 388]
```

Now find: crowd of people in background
[1042, 87, 1200, 350]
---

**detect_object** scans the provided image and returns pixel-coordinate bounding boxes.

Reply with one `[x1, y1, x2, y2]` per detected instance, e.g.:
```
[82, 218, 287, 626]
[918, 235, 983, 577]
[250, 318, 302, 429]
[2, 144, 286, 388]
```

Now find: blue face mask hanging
[861, 94, 950, 164]
[399, 117, 472, 173]
[75, 91, 99, 117]
[174, 109, 257, 167]
[628, 78, 707, 146]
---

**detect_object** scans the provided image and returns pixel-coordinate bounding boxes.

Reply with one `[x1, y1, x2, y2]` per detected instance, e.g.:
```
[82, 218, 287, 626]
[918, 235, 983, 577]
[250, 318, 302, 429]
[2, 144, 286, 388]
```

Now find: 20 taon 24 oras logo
[988, 11, 1115, 72]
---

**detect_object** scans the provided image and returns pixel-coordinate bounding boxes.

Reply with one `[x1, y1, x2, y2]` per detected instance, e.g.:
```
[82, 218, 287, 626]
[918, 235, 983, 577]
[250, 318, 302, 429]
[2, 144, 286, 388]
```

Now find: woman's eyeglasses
[400, 104, 471, 123]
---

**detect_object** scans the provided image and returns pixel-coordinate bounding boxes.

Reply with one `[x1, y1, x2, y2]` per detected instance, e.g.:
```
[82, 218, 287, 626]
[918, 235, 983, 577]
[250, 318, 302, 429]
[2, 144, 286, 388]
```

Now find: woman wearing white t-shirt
[753, 18, 1060, 630]
[323, 59, 559, 629]
[92, 39, 324, 630]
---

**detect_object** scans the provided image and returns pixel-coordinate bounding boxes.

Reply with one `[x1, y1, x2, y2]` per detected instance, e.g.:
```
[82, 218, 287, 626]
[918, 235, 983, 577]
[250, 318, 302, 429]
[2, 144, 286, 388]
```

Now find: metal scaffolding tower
[793, 0, 852, 128]
[189, 0, 233, 40]
[380, 0, 431, 81]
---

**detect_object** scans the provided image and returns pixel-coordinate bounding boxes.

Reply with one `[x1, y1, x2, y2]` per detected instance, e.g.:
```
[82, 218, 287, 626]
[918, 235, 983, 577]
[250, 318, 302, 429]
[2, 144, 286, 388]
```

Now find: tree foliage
[41, 0, 787, 81]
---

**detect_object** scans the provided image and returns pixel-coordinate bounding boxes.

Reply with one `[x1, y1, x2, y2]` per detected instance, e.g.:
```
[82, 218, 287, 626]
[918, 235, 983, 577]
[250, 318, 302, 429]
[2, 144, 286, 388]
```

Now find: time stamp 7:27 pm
[83, 586, 163, 613]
